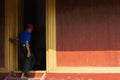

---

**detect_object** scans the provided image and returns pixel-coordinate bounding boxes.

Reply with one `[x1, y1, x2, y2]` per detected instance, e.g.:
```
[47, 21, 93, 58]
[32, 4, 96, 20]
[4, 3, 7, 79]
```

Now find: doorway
[18, 0, 46, 70]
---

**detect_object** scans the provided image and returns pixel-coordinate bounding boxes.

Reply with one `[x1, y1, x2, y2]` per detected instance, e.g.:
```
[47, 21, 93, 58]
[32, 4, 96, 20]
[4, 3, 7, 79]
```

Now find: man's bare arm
[25, 41, 31, 57]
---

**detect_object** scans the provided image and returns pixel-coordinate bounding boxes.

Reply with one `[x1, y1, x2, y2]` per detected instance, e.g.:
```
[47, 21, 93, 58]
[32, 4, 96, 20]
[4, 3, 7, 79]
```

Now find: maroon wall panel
[56, 0, 120, 67]
[0, 0, 5, 67]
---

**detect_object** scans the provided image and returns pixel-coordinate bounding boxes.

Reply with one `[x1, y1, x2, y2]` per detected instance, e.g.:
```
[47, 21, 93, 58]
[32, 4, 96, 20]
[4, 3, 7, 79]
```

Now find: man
[10, 24, 35, 78]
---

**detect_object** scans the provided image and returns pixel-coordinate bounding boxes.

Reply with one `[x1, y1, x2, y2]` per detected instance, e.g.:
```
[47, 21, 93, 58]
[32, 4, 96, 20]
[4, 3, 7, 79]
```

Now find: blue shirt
[18, 31, 31, 46]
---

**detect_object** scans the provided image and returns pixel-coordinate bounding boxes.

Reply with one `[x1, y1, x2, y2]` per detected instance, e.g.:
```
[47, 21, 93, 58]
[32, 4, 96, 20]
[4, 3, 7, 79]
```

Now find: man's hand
[9, 38, 19, 43]
[27, 51, 31, 58]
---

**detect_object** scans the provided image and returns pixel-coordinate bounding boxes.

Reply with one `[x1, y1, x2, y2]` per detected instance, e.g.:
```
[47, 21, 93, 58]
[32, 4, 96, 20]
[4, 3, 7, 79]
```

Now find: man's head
[26, 24, 34, 33]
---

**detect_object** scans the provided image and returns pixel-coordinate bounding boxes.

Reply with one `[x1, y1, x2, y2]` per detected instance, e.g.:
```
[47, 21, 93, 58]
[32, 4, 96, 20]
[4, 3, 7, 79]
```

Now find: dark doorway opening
[19, 0, 46, 70]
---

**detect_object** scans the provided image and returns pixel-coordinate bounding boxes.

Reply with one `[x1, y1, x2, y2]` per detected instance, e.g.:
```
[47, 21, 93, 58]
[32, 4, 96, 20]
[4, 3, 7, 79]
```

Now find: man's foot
[21, 72, 28, 78]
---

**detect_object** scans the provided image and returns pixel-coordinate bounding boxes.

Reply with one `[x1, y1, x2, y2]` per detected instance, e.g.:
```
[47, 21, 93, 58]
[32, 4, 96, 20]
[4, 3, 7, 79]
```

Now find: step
[4, 72, 46, 80]
[5, 77, 41, 80]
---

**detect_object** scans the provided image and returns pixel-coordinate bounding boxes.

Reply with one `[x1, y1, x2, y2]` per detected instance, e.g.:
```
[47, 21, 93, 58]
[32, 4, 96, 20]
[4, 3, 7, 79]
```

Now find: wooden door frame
[0, 0, 18, 72]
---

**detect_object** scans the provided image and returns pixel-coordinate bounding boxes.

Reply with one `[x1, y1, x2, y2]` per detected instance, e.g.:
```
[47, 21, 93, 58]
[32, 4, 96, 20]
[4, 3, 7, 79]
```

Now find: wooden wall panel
[0, 0, 5, 67]
[56, 0, 120, 67]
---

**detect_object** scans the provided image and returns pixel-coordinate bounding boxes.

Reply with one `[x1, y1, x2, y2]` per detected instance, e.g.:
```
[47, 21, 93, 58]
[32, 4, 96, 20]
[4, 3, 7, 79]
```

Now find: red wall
[56, 0, 120, 67]
[0, 0, 5, 67]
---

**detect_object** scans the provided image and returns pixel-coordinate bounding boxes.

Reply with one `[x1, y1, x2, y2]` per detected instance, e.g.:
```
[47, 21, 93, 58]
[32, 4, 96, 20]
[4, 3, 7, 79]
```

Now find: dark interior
[20, 0, 46, 70]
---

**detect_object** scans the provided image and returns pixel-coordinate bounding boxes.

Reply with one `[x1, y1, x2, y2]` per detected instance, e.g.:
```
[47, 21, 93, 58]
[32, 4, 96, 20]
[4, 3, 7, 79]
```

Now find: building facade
[0, 0, 120, 79]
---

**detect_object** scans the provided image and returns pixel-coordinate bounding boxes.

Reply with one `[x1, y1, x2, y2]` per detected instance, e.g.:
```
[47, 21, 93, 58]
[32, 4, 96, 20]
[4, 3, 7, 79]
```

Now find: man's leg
[20, 47, 27, 78]
[21, 57, 31, 78]
[21, 72, 25, 78]
[24, 57, 31, 73]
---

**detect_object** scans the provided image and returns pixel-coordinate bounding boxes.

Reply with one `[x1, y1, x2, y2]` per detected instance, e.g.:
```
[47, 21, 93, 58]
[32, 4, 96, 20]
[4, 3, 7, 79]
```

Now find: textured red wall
[0, 0, 5, 67]
[56, 0, 120, 67]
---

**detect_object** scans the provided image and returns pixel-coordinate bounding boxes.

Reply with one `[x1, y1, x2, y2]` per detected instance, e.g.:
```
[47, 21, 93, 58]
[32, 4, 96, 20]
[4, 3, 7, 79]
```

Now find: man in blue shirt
[10, 24, 35, 78]
[19, 24, 35, 78]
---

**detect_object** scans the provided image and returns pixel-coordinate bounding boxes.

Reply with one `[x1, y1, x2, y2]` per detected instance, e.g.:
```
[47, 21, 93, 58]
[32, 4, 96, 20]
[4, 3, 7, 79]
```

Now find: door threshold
[14, 71, 46, 73]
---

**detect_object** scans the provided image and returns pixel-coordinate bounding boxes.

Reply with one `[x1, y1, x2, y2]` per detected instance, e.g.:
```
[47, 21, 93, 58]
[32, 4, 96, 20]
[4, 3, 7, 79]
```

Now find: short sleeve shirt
[18, 31, 31, 46]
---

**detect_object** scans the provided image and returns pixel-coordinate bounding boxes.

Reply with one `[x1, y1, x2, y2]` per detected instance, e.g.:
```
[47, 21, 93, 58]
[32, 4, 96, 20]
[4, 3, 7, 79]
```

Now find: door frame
[0, 0, 18, 72]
